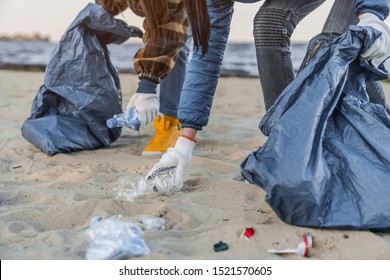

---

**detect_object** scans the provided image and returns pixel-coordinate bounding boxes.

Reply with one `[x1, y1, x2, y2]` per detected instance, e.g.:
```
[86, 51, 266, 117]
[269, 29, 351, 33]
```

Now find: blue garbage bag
[240, 26, 390, 231]
[21, 3, 142, 155]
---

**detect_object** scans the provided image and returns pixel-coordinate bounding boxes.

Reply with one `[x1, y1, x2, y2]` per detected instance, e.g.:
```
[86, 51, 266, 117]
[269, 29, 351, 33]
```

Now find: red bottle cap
[241, 227, 255, 240]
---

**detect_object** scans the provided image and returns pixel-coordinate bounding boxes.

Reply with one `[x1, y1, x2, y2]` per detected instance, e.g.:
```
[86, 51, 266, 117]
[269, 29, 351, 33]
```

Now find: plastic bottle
[115, 169, 179, 202]
[106, 107, 141, 131]
[151, 169, 178, 195]
[138, 215, 167, 231]
[84, 215, 150, 260]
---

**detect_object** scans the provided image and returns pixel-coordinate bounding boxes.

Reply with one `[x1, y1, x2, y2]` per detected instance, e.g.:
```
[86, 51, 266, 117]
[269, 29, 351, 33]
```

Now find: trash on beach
[213, 241, 229, 252]
[232, 173, 251, 184]
[137, 215, 166, 231]
[151, 169, 178, 195]
[84, 215, 150, 260]
[240, 227, 255, 240]
[115, 175, 154, 201]
[267, 232, 313, 258]
[115, 170, 180, 201]
[89, 215, 102, 227]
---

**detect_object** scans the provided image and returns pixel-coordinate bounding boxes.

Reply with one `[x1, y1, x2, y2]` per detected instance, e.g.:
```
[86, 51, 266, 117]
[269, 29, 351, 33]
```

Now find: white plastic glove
[126, 93, 159, 127]
[358, 13, 390, 69]
[146, 136, 196, 191]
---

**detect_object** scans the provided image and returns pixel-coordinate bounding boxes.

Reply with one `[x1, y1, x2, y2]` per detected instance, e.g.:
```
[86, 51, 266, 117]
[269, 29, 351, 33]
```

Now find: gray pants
[254, 0, 388, 111]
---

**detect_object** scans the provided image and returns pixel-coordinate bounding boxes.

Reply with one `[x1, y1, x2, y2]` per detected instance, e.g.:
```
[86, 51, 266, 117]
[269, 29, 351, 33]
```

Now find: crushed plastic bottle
[115, 169, 180, 201]
[106, 107, 141, 131]
[137, 215, 167, 231]
[84, 215, 150, 260]
[115, 175, 154, 201]
[151, 169, 179, 195]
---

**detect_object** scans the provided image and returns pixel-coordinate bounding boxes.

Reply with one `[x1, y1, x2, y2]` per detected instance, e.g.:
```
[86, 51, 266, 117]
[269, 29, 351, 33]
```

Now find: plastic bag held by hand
[240, 26, 390, 231]
[357, 13, 390, 69]
[84, 215, 150, 260]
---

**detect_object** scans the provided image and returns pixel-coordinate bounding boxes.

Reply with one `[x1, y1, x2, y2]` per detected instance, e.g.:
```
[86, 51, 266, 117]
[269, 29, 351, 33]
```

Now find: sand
[1, 69, 390, 260]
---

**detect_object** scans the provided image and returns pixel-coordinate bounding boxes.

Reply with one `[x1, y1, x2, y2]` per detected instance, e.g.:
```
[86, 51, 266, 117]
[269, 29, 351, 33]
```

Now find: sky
[1, 0, 388, 43]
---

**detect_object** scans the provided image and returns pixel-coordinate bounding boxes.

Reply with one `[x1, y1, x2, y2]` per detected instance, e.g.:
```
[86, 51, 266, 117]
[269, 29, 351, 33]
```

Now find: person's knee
[253, 7, 294, 48]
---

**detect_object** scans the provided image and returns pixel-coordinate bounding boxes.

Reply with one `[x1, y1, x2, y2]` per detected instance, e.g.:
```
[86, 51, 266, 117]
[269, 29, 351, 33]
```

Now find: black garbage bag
[21, 3, 142, 155]
[241, 26, 390, 231]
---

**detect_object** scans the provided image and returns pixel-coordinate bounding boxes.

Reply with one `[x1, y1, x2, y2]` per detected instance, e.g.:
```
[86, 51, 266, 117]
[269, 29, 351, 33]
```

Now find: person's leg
[366, 81, 390, 113]
[300, 0, 389, 111]
[159, 35, 192, 118]
[300, 0, 357, 69]
[253, 0, 326, 110]
[142, 35, 192, 156]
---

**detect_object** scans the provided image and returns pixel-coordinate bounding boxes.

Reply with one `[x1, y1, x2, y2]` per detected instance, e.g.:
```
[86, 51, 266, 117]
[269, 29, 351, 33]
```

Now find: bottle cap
[106, 118, 118, 128]
[213, 241, 229, 252]
[303, 232, 312, 248]
[301, 232, 312, 257]
[240, 227, 255, 240]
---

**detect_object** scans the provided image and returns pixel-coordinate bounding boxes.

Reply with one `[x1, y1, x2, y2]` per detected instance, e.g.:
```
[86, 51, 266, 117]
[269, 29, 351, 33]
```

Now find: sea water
[0, 40, 308, 77]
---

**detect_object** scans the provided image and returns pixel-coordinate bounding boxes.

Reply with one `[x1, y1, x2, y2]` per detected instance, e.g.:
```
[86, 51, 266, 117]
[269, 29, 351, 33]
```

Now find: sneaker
[142, 115, 182, 156]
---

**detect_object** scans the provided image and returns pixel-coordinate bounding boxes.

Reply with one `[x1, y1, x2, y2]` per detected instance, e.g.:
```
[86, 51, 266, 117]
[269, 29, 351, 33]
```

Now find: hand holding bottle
[126, 93, 159, 127]
[106, 107, 141, 131]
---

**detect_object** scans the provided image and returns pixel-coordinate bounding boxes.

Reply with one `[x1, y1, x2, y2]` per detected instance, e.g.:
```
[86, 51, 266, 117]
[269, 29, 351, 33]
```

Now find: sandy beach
[1, 69, 390, 260]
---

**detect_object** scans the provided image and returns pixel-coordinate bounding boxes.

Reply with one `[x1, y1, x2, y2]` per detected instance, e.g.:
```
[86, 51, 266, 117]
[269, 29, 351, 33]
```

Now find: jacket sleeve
[129, 0, 189, 83]
[178, 0, 235, 130]
[355, 0, 389, 20]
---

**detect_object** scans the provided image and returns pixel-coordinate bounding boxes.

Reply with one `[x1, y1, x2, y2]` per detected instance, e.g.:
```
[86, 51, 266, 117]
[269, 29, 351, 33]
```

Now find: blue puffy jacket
[178, 0, 390, 130]
[356, 0, 389, 20]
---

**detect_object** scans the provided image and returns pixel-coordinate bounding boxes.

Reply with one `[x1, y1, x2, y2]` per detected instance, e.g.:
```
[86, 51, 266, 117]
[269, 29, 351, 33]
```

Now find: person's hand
[126, 93, 159, 127]
[358, 13, 390, 69]
[146, 136, 196, 191]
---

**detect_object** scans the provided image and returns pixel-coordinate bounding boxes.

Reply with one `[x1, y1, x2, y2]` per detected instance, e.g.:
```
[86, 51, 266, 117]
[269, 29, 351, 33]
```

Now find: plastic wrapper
[84, 215, 150, 260]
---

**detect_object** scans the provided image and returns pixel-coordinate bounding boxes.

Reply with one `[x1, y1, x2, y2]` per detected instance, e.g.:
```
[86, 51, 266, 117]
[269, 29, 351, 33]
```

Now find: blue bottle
[106, 107, 141, 131]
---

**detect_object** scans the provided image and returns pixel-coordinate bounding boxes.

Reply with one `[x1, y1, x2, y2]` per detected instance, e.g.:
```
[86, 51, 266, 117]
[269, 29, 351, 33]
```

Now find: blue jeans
[254, 0, 389, 111]
[159, 34, 192, 118]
